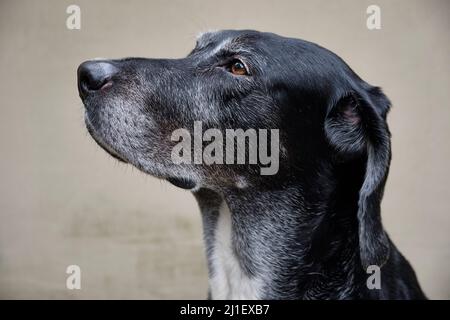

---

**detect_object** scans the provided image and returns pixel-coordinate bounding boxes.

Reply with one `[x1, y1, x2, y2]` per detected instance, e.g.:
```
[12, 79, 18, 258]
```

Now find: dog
[77, 30, 426, 299]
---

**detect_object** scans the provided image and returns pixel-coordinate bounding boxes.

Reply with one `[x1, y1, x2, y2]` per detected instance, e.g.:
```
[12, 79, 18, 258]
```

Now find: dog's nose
[77, 61, 118, 98]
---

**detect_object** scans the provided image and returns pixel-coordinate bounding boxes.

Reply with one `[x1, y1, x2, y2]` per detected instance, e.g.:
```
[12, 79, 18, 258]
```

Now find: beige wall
[0, 0, 448, 299]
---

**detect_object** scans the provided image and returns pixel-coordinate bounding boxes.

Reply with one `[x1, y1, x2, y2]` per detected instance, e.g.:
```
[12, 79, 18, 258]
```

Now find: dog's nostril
[77, 61, 118, 97]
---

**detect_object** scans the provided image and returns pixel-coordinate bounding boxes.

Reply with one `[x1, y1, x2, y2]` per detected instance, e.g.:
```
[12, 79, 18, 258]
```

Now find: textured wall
[0, 0, 448, 299]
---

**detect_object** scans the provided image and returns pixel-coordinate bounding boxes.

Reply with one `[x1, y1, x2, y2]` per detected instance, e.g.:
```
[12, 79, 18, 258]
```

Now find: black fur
[77, 30, 426, 299]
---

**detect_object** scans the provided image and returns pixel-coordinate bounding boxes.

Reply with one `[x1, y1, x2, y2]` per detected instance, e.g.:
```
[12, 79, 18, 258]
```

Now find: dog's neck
[194, 166, 367, 300]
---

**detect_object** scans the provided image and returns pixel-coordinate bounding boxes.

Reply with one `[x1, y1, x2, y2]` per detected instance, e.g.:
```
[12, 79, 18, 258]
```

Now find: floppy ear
[325, 87, 392, 269]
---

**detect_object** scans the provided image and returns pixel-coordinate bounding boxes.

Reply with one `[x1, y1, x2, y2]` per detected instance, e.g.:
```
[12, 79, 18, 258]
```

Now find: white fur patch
[209, 202, 263, 300]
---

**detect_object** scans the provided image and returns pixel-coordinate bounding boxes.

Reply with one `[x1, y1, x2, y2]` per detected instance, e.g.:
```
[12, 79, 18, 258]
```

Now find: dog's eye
[229, 59, 248, 76]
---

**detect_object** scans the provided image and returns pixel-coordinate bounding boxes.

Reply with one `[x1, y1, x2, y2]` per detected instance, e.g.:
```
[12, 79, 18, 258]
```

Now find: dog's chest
[209, 202, 263, 300]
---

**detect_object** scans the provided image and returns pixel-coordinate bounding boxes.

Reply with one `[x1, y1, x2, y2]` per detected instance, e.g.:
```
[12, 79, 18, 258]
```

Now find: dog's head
[78, 30, 392, 268]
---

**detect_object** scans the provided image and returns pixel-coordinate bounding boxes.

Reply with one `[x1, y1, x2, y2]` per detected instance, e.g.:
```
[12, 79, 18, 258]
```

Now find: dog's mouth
[167, 177, 197, 190]
[85, 118, 128, 163]
[83, 108, 202, 191]
[84, 116, 199, 190]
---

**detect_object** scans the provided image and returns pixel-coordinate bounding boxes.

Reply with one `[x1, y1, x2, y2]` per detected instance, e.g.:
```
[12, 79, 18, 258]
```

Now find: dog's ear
[325, 87, 391, 269]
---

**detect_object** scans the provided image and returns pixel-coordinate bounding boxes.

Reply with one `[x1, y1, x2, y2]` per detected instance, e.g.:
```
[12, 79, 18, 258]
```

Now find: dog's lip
[85, 117, 128, 163]
[167, 176, 197, 190]
[95, 140, 127, 163]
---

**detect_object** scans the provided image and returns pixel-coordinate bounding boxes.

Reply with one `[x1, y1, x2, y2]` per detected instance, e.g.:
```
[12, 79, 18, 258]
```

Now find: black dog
[77, 30, 426, 299]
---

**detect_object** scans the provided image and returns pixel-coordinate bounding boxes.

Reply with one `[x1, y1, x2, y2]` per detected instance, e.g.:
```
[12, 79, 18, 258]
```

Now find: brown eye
[230, 60, 248, 75]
